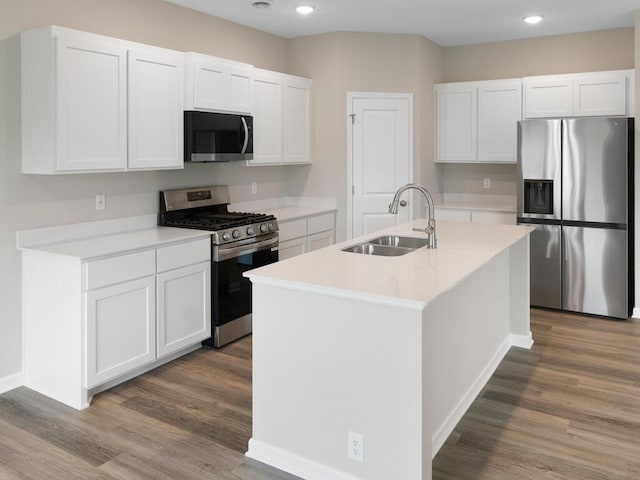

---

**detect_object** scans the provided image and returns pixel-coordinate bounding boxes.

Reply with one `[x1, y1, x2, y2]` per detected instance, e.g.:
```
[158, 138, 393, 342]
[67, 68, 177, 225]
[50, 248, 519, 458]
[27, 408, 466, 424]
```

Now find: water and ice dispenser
[523, 179, 553, 215]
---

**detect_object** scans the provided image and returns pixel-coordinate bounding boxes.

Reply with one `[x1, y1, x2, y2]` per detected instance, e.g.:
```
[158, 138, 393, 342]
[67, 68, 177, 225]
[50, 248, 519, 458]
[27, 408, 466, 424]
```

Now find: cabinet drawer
[157, 238, 210, 273]
[307, 213, 335, 235]
[278, 218, 307, 241]
[86, 250, 156, 290]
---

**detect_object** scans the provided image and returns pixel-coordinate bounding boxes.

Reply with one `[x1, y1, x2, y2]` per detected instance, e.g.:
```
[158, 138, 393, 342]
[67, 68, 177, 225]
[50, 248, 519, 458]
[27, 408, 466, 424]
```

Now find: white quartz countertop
[265, 206, 336, 222]
[18, 227, 211, 260]
[247, 220, 533, 307]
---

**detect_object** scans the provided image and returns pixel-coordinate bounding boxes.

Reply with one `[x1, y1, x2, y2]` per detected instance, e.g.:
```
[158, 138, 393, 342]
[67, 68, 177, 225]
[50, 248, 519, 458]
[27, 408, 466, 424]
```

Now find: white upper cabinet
[248, 70, 312, 166]
[573, 73, 626, 116]
[524, 70, 632, 118]
[184, 52, 253, 114]
[477, 81, 522, 163]
[128, 47, 184, 170]
[523, 78, 573, 118]
[251, 69, 284, 165]
[20, 26, 184, 174]
[436, 79, 521, 164]
[283, 74, 312, 164]
[435, 83, 477, 162]
[22, 29, 128, 173]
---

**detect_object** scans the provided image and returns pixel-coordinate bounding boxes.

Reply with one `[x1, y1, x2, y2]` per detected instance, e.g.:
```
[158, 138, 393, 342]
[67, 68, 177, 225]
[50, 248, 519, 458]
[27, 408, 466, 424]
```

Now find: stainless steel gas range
[159, 185, 278, 347]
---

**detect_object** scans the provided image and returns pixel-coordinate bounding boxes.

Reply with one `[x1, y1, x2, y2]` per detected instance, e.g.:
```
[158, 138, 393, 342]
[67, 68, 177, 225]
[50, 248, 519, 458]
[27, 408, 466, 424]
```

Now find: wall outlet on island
[483, 178, 491, 189]
[348, 431, 364, 462]
[251, 182, 258, 195]
[95, 194, 106, 211]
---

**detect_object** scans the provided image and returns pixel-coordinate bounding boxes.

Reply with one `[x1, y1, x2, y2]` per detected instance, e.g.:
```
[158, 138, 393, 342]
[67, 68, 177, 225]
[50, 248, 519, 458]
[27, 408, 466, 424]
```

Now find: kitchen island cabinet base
[247, 234, 531, 480]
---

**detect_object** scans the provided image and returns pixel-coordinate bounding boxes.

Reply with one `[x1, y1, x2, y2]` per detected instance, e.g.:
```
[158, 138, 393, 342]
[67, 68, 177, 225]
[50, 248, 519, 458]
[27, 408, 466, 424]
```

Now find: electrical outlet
[95, 194, 106, 211]
[483, 178, 491, 189]
[348, 431, 364, 462]
[251, 182, 258, 195]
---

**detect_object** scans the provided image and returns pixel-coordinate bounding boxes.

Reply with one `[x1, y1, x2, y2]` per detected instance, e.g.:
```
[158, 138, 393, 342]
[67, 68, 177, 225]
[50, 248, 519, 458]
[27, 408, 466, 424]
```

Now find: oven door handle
[214, 234, 278, 262]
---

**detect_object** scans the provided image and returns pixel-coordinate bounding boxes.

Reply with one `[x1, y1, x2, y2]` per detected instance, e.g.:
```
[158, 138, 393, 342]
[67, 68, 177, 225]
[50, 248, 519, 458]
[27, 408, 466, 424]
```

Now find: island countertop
[247, 219, 533, 307]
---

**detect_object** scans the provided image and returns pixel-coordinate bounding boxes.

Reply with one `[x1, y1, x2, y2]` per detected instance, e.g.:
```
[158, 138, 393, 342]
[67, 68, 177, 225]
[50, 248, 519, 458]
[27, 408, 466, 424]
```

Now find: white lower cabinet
[22, 236, 210, 410]
[278, 211, 336, 260]
[157, 261, 210, 357]
[86, 276, 156, 388]
[307, 230, 335, 252]
[279, 237, 308, 260]
[435, 207, 515, 225]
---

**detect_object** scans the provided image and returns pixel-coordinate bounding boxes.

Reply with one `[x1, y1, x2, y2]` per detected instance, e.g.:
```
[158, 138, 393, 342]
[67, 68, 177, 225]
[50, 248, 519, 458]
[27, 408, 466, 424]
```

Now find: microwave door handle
[241, 117, 249, 154]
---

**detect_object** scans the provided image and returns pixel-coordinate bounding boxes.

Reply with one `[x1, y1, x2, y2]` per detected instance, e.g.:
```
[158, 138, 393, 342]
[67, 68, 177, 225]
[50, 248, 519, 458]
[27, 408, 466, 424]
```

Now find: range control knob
[246, 226, 255, 236]
[232, 229, 241, 239]
[268, 222, 275, 232]
[221, 232, 231, 242]
[260, 223, 269, 233]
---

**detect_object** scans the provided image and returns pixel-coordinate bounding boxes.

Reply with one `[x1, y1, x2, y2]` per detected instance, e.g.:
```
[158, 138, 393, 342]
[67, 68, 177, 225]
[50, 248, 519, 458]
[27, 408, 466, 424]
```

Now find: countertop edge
[248, 275, 427, 310]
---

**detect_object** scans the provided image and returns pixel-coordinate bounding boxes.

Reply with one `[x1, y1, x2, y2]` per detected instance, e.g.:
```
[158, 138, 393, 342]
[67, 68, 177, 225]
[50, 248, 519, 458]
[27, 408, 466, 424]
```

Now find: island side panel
[424, 247, 522, 457]
[248, 282, 429, 480]
[509, 236, 533, 347]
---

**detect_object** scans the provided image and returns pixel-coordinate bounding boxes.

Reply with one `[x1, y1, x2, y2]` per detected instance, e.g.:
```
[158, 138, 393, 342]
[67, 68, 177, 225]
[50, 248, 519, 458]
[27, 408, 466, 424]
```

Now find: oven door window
[213, 248, 277, 326]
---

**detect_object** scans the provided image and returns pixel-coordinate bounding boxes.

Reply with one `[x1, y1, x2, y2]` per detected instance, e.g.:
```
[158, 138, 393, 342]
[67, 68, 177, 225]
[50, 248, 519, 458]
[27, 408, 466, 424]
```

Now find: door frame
[347, 92, 414, 239]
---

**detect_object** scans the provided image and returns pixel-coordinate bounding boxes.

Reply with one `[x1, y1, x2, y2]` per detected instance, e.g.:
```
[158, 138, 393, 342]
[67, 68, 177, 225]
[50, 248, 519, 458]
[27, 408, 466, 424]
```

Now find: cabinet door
[86, 276, 156, 388]
[250, 71, 283, 165]
[192, 59, 227, 111]
[227, 67, 253, 114]
[56, 37, 127, 171]
[128, 48, 184, 170]
[157, 262, 211, 357]
[573, 74, 626, 117]
[283, 76, 312, 164]
[307, 230, 335, 252]
[478, 81, 522, 163]
[435, 84, 477, 162]
[279, 237, 307, 260]
[523, 78, 573, 118]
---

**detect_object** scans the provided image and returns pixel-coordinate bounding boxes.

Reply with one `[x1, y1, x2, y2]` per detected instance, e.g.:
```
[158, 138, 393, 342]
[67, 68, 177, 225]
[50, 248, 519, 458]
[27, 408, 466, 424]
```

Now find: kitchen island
[246, 219, 533, 480]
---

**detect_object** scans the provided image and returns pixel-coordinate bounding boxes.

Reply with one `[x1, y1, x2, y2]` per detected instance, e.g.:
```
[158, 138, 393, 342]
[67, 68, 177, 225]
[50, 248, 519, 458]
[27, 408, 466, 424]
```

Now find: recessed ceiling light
[523, 15, 543, 25]
[296, 5, 315, 15]
[251, 0, 273, 8]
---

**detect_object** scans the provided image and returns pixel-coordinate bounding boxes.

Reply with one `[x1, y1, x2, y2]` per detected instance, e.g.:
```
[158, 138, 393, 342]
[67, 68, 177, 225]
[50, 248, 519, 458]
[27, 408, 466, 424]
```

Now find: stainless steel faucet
[388, 183, 437, 248]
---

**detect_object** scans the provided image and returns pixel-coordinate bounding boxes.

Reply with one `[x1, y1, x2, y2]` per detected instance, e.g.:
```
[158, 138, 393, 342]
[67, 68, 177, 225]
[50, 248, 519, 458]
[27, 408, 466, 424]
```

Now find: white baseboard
[632, 307, 640, 319]
[431, 336, 512, 458]
[509, 331, 534, 349]
[246, 438, 359, 480]
[0, 372, 23, 394]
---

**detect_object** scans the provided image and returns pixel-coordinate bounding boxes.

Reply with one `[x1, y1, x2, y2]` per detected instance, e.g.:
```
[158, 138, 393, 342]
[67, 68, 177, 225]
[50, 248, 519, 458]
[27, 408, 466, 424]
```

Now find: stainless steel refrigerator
[517, 117, 634, 319]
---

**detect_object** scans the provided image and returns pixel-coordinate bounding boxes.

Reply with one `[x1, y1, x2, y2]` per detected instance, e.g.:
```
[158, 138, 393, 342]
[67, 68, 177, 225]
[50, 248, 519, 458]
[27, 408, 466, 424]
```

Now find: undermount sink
[342, 235, 428, 257]
[368, 235, 429, 249]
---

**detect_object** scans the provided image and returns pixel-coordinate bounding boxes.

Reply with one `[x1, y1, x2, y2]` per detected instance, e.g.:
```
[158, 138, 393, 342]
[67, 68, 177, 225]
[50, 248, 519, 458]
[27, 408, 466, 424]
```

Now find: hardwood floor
[1, 309, 640, 479]
[0, 339, 299, 480]
[433, 309, 640, 480]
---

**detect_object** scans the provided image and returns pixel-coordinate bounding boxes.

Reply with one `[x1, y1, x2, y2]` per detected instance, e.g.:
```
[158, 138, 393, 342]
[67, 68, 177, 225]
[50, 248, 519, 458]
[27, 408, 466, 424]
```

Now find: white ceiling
[165, 0, 640, 47]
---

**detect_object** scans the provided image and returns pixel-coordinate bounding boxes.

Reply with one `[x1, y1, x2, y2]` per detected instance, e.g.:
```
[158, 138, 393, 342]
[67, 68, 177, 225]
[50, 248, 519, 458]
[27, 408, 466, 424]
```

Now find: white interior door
[350, 94, 413, 238]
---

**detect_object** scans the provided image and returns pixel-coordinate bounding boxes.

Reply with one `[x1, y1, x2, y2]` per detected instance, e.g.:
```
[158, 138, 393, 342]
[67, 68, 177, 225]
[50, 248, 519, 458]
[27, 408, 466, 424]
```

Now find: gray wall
[287, 32, 444, 241]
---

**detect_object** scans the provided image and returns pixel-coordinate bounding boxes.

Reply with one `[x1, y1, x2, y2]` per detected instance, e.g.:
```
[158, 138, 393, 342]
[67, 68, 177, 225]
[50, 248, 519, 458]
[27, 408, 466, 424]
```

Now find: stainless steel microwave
[184, 111, 253, 163]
